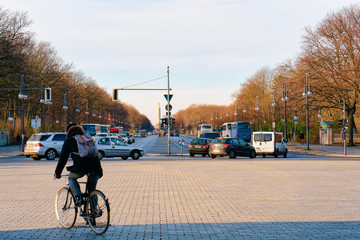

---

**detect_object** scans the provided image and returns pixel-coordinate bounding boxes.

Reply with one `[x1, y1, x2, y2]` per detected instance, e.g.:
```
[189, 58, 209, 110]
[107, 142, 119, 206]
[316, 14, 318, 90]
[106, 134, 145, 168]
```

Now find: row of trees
[175, 5, 360, 146]
[0, 8, 152, 143]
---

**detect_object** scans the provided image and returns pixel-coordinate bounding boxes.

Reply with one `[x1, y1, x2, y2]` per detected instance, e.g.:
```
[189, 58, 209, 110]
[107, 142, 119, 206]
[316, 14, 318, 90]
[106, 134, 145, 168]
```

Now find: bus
[221, 122, 232, 137]
[197, 124, 213, 137]
[100, 124, 110, 134]
[82, 124, 101, 137]
[231, 121, 251, 142]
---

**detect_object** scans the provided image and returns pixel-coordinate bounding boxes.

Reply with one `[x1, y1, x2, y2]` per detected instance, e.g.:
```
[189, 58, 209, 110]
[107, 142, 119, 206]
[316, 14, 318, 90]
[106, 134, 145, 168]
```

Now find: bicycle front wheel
[55, 187, 77, 229]
[86, 190, 110, 235]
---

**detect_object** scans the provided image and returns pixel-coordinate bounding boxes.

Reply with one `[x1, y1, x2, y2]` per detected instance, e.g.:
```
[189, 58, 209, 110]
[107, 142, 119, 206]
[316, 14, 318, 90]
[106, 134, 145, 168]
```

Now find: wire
[122, 75, 167, 89]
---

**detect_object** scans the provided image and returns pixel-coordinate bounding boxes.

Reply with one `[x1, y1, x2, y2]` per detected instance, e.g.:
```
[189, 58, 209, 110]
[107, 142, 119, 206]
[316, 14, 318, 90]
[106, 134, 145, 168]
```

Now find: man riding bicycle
[54, 123, 103, 206]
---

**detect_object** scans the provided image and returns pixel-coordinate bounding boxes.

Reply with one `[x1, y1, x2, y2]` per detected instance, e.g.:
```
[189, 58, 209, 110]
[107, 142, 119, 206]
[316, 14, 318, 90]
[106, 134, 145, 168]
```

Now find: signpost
[178, 138, 185, 156]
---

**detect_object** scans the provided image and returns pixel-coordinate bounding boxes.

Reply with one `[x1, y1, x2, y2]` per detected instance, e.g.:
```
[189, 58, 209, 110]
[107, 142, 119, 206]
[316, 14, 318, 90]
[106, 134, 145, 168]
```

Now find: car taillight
[188, 144, 193, 148]
[210, 143, 212, 148]
[202, 145, 209, 149]
[35, 143, 44, 147]
[224, 144, 230, 148]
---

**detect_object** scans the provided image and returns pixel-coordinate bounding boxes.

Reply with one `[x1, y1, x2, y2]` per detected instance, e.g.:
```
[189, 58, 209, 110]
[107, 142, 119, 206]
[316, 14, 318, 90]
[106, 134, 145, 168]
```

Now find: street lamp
[255, 96, 260, 131]
[272, 90, 276, 131]
[63, 94, 68, 131]
[18, 75, 27, 151]
[76, 99, 80, 123]
[234, 103, 238, 121]
[294, 111, 298, 144]
[302, 73, 312, 150]
[281, 81, 289, 141]
[46, 100, 52, 132]
[243, 100, 247, 121]
[40, 83, 46, 132]
[85, 102, 89, 124]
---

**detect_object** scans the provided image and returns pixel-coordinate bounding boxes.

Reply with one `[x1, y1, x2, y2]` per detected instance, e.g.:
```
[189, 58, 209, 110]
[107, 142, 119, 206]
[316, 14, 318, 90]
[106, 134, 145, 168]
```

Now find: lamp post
[243, 100, 247, 121]
[40, 83, 45, 132]
[92, 106, 96, 122]
[18, 75, 28, 151]
[76, 99, 80, 124]
[46, 100, 52, 132]
[272, 90, 276, 132]
[255, 96, 260, 131]
[281, 81, 289, 141]
[234, 103, 238, 121]
[63, 94, 68, 131]
[294, 111, 298, 144]
[99, 109, 102, 124]
[302, 73, 312, 150]
[86, 102, 89, 124]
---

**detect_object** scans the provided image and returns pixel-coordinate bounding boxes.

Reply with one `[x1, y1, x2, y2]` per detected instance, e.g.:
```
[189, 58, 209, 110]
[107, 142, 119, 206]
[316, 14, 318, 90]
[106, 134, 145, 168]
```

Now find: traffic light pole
[167, 66, 171, 155]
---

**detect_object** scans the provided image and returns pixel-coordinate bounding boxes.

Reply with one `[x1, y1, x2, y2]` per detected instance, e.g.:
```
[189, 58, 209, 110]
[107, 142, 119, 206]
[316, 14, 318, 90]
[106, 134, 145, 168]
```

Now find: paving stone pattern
[0, 158, 359, 239]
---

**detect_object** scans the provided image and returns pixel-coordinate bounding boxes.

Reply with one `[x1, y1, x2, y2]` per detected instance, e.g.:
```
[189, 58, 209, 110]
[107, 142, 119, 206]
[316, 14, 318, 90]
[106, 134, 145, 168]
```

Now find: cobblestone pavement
[0, 156, 359, 239]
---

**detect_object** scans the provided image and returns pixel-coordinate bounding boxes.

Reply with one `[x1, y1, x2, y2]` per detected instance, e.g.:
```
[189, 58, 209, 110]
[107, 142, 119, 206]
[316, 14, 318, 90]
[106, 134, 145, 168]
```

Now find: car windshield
[202, 125, 211, 129]
[212, 139, 227, 144]
[28, 134, 51, 141]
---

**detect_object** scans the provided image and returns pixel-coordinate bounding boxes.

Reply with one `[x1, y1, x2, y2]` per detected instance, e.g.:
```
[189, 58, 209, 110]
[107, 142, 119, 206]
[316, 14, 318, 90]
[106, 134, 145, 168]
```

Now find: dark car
[188, 138, 211, 157]
[209, 137, 256, 159]
[199, 132, 220, 140]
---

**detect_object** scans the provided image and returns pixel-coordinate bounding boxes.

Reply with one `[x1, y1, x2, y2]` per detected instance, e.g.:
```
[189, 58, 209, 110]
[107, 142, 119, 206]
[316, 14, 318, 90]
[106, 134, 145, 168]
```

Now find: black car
[188, 138, 211, 157]
[209, 137, 256, 159]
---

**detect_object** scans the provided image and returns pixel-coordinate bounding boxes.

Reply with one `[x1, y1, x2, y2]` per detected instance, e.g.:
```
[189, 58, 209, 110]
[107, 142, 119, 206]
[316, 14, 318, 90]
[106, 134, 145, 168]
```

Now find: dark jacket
[55, 125, 103, 177]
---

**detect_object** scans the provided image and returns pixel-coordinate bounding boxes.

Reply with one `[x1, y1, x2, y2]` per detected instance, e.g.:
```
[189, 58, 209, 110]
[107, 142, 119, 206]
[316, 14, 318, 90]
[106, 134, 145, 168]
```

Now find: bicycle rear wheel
[86, 190, 110, 235]
[55, 187, 77, 229]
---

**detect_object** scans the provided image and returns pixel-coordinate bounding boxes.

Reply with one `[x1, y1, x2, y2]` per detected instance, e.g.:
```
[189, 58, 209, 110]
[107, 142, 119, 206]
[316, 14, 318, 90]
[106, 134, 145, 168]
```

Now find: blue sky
[2, 0, 358, 125]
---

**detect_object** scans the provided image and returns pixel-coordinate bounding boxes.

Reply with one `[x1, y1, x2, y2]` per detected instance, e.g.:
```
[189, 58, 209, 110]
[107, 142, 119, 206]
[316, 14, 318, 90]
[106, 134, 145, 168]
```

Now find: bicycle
[54, 174, 110, 235]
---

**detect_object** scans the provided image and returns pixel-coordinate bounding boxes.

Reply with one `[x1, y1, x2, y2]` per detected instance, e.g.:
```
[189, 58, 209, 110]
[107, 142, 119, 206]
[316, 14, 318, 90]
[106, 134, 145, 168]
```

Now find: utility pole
[343, 100, 347, 155]
[167, 66, 171, 155]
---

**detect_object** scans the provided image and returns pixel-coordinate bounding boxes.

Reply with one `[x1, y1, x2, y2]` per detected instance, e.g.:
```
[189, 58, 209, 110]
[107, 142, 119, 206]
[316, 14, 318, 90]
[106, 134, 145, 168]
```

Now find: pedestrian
[299, 131, 305, 144]
[54, 123, 103, 206]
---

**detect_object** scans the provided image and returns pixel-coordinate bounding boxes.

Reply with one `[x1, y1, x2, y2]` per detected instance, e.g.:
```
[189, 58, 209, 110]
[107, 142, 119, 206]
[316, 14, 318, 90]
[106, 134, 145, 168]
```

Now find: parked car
[24, 132, 67, 160]
[118, 132, 130, 144]
[252, 131, 288, 158]
[209, 137, 256, 159]
[95, 133, 109, 137]
[94, 136, 144, 160]
[199, 132, 220, 140]
[188, 138, 211, 157]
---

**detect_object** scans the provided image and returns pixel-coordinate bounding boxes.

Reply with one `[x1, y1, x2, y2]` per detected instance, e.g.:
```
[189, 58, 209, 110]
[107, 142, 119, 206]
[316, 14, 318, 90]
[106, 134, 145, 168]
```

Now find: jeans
[68, 172, 99, 199]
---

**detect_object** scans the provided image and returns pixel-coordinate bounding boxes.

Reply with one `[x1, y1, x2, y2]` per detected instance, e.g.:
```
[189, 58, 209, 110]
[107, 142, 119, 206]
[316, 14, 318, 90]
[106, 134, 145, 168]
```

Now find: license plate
[213, 149, 220, 153]
[195, 146, 202, 148]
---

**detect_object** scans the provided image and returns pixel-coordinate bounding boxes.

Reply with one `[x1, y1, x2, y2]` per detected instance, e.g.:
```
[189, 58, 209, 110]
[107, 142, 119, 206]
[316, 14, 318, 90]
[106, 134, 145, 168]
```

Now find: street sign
[31, 119, 41, 129]
[178, 138, 185, 146]
[164, 94, 173, 102]
[165, 104, 172, 111]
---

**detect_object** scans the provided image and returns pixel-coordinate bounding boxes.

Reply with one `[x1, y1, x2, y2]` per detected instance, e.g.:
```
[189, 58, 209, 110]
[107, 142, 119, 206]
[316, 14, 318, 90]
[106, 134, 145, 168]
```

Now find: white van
[252, 131, 288, 158]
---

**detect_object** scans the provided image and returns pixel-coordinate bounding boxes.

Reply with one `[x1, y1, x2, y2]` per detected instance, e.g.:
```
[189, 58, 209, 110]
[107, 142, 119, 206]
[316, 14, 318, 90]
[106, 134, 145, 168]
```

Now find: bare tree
[301, 5, 360, 146]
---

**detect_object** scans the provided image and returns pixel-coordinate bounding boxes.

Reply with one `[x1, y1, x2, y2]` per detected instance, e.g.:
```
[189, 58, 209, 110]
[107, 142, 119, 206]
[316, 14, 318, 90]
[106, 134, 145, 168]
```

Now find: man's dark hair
[66, 123, 77, 132]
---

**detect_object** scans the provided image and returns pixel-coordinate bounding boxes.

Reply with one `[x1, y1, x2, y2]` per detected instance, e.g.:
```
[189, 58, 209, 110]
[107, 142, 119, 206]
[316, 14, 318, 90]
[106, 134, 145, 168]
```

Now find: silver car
[24, 132, 67, 160]
[94, 136, 144, 160]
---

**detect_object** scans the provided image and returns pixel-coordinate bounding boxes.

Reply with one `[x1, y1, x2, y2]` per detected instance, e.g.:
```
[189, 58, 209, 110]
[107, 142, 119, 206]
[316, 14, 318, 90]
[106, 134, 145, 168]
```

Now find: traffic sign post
[178, 138, 185, 156]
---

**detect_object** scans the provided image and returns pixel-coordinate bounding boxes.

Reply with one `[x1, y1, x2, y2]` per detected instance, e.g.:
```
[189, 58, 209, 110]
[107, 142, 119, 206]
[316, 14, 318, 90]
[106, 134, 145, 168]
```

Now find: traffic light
[45, 88, 51, 102]
[112, 89, 118, 101]
[171, 118, 175, 125]
[164, 118, 168, 125]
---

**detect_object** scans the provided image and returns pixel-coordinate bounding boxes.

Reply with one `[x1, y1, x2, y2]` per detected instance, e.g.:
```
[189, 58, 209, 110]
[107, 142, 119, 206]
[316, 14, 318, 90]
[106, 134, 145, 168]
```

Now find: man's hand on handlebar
[54, 173, 61, 179]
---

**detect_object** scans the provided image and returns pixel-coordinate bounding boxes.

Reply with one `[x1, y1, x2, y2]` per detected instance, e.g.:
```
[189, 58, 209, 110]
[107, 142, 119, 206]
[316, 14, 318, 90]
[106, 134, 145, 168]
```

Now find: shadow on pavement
[1, 221, 359, 239]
